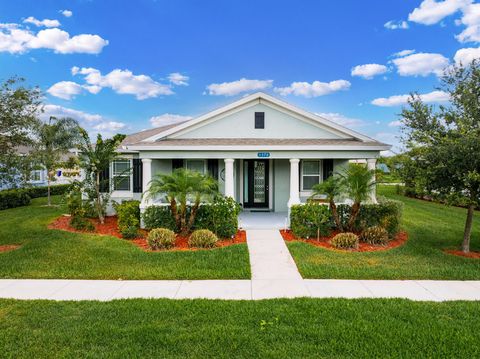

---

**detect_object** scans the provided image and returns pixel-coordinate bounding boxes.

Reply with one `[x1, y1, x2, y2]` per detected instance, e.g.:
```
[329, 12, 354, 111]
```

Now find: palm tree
[148, 168, 218, 235]
[311, 176, 343, 231]
[77, 130, 126, 224]
[35, 116, 82, 206]
[340, 164, 375, 231]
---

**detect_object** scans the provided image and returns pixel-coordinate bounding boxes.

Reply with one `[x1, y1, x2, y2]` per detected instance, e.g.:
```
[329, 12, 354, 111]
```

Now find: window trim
[254, 112, 265, 129]
[111, 158, 133, 192]
[30, 170, 43, 183]
[300, 160, 323, 192]
[185, 159, 207, 174]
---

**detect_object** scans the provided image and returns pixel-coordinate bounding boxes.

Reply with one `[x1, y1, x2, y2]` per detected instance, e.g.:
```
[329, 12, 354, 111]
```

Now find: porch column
[287, 159, 301, 207]
[367, 158, 377, 203]
[224, 158, 235, 198]
[141, 158, 152, 205]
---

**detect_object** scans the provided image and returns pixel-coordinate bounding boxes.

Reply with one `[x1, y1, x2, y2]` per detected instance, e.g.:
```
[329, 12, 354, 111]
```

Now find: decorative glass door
[244, 160, 269, 208]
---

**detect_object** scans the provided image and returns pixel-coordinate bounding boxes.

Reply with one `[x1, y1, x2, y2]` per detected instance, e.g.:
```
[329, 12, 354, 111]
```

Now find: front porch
[239, 211, 289, 230]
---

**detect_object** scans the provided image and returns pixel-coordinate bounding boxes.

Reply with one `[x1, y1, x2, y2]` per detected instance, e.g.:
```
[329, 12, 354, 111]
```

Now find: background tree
[401, 60, 480, 253]
[0, 77, 41, 187]
[34, 116, 82, 206]
[77, 130, 126, 224]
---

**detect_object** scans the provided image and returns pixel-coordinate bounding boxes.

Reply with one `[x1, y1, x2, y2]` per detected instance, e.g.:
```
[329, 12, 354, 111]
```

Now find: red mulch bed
[445, 250, 480, 259]
[49, 215, 246, 251]
[280, 229, 408, 252]
[0, 244, 20, 253]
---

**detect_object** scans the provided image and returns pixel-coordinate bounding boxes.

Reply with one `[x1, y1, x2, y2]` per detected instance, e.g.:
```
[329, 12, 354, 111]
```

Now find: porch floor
[238, 211, 288, 230]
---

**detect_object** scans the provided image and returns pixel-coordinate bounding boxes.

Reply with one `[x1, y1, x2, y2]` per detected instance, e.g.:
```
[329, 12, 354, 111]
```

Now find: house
[109, 92, 390, 223]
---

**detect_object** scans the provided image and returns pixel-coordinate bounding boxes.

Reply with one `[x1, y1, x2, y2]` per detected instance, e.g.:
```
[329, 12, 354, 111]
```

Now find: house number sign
[257, 152, 270, 158]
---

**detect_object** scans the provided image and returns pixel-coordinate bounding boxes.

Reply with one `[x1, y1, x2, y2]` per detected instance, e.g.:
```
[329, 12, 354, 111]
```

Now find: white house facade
[107, 92, 390, 219]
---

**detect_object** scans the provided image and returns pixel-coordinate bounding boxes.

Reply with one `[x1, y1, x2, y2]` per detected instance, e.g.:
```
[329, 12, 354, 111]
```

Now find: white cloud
[384, 20, 409, 30]
[392, 52, 449, 76]
[73, 67, 174, 99]
[149, 113, 193, 127]
[351, 64, 388, 79]
[392, 49, 416, 57]
[60, 10, 73, 18]
[23, 16, 60, 28]
[454, 46, 480, 64]
[47, 81, 84, 100]
[206, 78, 273, 96]
[371, 90, 450, 107]
[0, 26, 108, 54]
[93, 121, 126, 131]
[168, 72, 189, 86]
[388, 120, 403, 127]
[274, 79, 350, 98]
[42, 104, 103, 122]
[408, 0, 470, 25]
[316, 112, 364, 127]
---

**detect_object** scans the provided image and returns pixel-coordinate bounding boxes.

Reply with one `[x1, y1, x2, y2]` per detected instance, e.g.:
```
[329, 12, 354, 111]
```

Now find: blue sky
[1, 0, 480, 152]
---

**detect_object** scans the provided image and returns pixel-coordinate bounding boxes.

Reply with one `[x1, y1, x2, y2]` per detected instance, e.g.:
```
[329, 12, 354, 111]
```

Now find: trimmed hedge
[25, 184, 71, 199]
[113, 200, 141, 239]
[142, 206, 177, 231]
[290, 203, 331, 239]
[0, 189, 31, 210]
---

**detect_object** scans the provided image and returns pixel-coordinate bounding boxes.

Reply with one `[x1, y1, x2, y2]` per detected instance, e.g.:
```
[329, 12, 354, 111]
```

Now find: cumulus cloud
[371, 90, 450, 107]
[351, 64, 388, 79]
[47, 81, 84, 100]
[42, 104, 103, 122]
[168, 72, 189, 86]
[408, 0, 469, 25]
[0, 26, 108, 54]
[392, 49, 416, 57]
[388, 120, 403, 127]
[60, 10, 73, 18]
[23, 16, 60, 28]
[206, 78, 273, 96]
[149, 113, 193, 127]
[274, 79, 350, 98]
[454, 46, 480, 64]
[93, 121, 126, 131]
[392, 52, 449, 76]
[384, 20, 409, 30]
[316, 112, 364, 128]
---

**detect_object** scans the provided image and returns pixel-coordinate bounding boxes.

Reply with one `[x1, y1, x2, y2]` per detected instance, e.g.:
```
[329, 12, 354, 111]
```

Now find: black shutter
[255, 112, 265, 129]
[99, 166, 110, 193]
[323, 159, 334, 181]
[172, 159, 184, 170]
[133, 159, 143, 193]
[207, 159, 218, 179]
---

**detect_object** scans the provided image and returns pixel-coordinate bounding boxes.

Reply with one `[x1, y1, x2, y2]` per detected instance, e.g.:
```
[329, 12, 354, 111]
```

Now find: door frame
[243, 159, 269, 208]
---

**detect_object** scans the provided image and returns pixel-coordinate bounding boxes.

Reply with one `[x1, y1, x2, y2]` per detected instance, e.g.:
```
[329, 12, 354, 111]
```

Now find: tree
[148, 168, 218, 235]
[311, 176, 343, 231]
[34, 116, 82, 206]
[401, 60, 480, 253]
[77, 130, 126, 224]
[0, 77, 42, 187]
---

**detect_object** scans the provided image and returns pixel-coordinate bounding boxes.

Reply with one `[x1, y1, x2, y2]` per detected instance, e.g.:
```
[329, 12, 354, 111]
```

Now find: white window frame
[185, 159, 207, 174]
[300, 160, 323, 193]
[111, 158, 133, 192]
[30, 170, 43, 183]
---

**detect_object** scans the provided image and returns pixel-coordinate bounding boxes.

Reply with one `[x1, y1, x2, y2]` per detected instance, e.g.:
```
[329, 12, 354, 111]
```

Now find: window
[112, 159, 131, 191]
[301, 160, 322, 191]
[255, 112, 265, 129]
[31, 170, 42, 182]
[186, 159, 206, 174]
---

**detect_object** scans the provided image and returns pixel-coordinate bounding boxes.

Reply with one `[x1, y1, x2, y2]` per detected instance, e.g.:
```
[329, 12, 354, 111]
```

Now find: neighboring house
[108, 92, 390, 218]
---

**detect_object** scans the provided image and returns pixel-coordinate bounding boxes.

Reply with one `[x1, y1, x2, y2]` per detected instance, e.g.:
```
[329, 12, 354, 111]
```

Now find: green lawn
[0, 196, 250, 279]
[0, 298, 479, 358]
[288, 185, 480, 279]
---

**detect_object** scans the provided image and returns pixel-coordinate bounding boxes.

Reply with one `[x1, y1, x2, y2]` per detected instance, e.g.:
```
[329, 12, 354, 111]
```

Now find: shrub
[26, 184, 71, 199]
[70, 215, 95, 231]
[0, 189, 31, 210]
[189, 229, 218, 248]
[113, 200, 140, 239]
[360, 226, 389, 245]
[290, 203, 332, 239]
[142, 206, 177, 231]
[147, 228, 176, 250]
[195, 196, 241, 238]
[331, 232, 359, 249]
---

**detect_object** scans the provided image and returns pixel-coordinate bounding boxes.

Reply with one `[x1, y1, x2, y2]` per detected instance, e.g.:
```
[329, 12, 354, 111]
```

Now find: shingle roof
[121, 122, 188, 146]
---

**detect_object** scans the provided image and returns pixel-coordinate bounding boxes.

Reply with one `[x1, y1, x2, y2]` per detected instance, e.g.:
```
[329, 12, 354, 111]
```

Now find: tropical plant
[33, 116, 82, 206]
[77, 130, 126, 224]
[189, 229, 218, 248]
[330, 232, 359, 249]
[340, 164, 375, 231]
[311, 176, 343, 231]
[148, 168, 218, 235]
[147, 228, 176, 250]
[360, 226, 389, 245]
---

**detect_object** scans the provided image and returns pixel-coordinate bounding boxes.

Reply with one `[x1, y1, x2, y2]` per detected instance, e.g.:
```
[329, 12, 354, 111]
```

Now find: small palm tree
[340, 164, 375, 231]
[311, 176, 343, 231]
[148, 168, 218, 235]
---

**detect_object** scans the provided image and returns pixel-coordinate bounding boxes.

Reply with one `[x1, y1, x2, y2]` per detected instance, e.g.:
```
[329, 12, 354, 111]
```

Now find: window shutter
[323, 159, 334, 181]
[207, 159, 218, 179]
[99, 166, 110, 193]
[172, 159, 184, 170]
[133, 159, 143, 193]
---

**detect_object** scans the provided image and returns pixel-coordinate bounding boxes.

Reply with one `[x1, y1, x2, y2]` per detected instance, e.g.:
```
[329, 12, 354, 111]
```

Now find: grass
[1, 298, 480, 358]
[0, 196, 250, 279]
[288, 185, 480, 279]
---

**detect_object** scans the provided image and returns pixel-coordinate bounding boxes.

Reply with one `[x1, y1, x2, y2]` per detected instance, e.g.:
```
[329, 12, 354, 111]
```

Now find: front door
[243, 160, 269, 208]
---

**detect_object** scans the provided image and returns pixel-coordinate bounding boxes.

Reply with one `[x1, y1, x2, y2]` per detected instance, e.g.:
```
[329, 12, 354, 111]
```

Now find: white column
[367, 158, 377, 203]
[141, 158, 152, 205]
[224, 158, 235, 198]
[288, 159, 301, 207]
